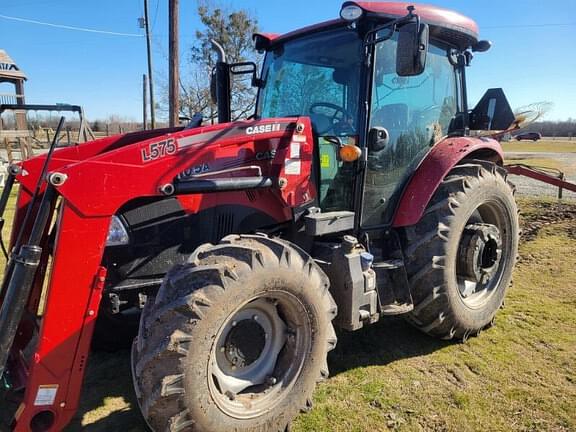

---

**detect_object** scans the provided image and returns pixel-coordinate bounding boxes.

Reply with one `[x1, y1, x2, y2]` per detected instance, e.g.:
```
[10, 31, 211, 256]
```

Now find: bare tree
[179, 2, 260, 123]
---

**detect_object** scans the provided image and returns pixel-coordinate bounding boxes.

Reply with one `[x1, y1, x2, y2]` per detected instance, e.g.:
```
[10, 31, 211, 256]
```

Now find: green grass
[504, 156, 574, 174]
[505, 156, 562, 168]
[1, 187, 17, 243]
[504, 156, 576, 176]
[1, 189, 574, 432]
[502, 139, 576, 153]
[292, 200, 576, 432]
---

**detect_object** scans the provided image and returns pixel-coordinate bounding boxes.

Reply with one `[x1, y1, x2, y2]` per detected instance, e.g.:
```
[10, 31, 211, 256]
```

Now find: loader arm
[0, 117, 314, 431]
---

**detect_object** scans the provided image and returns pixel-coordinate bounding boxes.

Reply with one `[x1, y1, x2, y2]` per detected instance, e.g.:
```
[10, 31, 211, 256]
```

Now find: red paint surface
[355, 2, 478, 37]
[392, 136, 504, 228]
[255, 2, 478, 47]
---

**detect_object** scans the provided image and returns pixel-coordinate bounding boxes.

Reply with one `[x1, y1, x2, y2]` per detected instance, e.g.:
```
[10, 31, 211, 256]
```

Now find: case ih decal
[245, 123, 281, 135]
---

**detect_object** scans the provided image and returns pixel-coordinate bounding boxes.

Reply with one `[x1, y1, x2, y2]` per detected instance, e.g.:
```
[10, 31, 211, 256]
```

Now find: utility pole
[143, 0, 156, 128]
[142, 74, 148, 130]
[168, 0, 180, 127]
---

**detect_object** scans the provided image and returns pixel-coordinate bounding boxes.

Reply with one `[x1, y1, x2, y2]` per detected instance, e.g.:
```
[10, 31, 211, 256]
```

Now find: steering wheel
[309, 102, 356, 135]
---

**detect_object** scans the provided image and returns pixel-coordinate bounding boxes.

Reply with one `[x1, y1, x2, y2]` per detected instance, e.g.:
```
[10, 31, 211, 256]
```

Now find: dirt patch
[519, 200, 576, 243]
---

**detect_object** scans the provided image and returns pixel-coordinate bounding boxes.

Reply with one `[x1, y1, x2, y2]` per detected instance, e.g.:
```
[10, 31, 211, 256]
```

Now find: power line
[484, 22, 576, 29]
[151, 0, 160, 31]
[0, 13, 144, 37]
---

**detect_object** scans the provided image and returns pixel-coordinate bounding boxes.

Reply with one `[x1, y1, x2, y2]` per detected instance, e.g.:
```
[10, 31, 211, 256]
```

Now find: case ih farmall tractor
[1, 2, 542, 431]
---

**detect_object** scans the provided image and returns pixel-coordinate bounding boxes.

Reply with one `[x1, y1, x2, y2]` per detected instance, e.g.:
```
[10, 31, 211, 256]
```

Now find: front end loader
[1, 2, 574, 431]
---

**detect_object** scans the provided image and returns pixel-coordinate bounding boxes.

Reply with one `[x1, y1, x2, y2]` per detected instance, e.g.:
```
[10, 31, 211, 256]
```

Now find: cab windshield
[256, 28, 363, 137]
[256, 28, 363, 211]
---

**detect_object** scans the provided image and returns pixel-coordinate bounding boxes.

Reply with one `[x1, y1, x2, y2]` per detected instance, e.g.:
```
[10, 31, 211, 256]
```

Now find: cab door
[362, 35, 459, 227]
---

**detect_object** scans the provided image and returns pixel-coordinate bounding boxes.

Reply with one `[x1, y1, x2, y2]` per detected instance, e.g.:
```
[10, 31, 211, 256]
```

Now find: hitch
[505, 164, 576, 198]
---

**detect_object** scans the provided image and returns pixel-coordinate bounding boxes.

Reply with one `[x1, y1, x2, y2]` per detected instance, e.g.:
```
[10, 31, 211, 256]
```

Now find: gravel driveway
[505, 152, 576, 200]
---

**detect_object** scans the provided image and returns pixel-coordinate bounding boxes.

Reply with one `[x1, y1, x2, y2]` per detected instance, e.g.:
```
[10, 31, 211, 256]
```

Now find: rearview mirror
[229, 61, 262, 87]
[396, 22, 429, 77]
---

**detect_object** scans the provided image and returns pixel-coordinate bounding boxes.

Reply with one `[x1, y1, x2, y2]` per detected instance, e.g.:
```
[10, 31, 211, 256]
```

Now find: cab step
[373, 259, 414, 316]
[380, 302, 414, 315]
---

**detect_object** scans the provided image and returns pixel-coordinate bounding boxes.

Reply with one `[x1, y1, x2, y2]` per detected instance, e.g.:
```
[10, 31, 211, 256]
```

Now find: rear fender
[391, 136, 503, 227]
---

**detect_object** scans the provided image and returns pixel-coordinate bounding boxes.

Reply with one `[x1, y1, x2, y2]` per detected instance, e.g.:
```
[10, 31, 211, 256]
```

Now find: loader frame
[0, 117, 316, 431]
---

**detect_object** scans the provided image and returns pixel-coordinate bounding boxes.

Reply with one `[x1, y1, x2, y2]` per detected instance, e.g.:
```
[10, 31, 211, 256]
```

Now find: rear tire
[402, 160, 519, 340]
[132, 234, 337, 432]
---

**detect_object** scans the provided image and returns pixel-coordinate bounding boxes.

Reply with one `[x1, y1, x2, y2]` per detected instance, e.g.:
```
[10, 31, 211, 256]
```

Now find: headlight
[106, 215, 130, 246]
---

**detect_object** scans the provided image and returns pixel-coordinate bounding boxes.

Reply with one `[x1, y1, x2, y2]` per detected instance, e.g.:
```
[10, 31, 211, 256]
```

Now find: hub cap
[455, 200, 512, 308]
[458, 223, 502, 289]
[211, 298, 287, 396]
[208, 292, 311, 419]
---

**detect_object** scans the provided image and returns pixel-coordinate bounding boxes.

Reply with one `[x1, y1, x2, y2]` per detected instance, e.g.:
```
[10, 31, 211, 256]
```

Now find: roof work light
[340, 4, 363, 21]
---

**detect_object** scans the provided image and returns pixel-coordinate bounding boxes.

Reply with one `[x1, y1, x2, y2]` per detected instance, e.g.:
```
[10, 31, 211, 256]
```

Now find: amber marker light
[339, 144, 362, 162]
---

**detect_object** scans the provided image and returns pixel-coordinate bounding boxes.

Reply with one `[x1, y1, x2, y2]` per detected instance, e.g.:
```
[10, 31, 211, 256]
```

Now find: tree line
[522, 120, 576, 138]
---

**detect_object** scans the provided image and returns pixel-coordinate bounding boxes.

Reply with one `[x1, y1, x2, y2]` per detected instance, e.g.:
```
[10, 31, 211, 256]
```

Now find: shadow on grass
[65, 349, 148, 432]
[66, 317, 451, 431]
[328, 316, 452, 376]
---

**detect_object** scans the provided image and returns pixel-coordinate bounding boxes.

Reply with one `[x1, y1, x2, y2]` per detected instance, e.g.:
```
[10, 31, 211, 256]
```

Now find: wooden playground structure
[0, 49, 95, 167]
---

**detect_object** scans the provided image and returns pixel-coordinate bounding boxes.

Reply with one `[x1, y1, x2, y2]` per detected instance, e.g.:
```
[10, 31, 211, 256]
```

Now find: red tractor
[0, 2, 546, 431]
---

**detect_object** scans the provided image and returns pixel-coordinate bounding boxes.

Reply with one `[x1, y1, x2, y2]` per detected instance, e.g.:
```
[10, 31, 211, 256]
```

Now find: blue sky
[1, 0, 575, 121]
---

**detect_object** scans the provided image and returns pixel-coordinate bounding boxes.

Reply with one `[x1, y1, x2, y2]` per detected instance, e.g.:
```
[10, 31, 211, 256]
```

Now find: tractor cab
[248, 2, 514, 227]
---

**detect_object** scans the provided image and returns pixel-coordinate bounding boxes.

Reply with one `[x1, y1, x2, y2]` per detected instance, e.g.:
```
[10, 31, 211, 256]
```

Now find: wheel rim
[455, 199, 512, 308]
[208, 291, 311, 419]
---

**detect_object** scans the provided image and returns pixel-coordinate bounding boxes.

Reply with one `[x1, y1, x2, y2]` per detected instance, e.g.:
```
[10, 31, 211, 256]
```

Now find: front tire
[402, 160, 519, 340]
[132, 234, 337, 432]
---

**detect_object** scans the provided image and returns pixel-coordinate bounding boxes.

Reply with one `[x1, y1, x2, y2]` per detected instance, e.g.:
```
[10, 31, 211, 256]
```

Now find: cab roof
[254, 2, 479, 50]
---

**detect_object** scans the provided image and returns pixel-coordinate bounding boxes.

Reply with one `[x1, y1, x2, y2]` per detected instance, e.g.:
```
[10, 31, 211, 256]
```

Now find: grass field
[504, 156, 576, 177]
[504, 139, 576, 199]
[1, 193, 575, 431]
[502, 139, 576, 154]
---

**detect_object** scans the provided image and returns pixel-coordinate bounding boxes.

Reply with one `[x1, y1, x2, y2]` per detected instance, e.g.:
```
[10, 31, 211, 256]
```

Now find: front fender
[392, 136, 504, 227]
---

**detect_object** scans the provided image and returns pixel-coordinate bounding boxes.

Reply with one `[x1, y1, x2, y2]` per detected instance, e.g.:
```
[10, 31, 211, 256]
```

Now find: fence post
[558, 173, 564, 200]
[3, 137, 12, 164]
